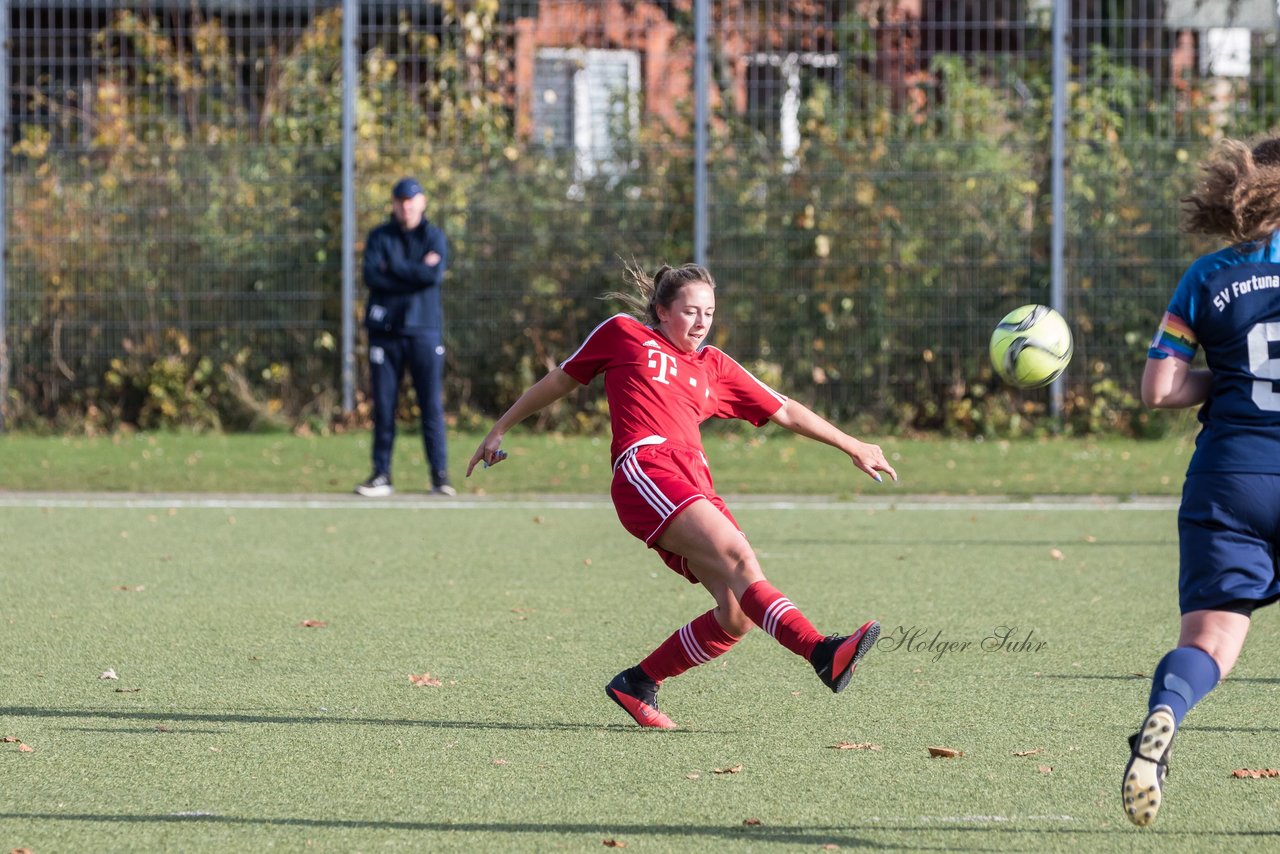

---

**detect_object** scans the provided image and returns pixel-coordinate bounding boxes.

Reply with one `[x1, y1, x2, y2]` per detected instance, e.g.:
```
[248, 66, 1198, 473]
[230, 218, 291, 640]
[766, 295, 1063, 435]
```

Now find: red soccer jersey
[560, 314, 786, 464]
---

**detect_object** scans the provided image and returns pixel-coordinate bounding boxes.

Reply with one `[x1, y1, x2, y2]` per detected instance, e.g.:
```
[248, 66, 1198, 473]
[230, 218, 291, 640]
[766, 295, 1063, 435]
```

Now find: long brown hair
[1182, 137, 1280, 243]
[605, 262, 716, 325]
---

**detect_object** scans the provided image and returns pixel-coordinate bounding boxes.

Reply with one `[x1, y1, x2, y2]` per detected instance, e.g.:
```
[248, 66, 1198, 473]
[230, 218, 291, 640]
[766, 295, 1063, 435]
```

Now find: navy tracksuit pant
[368, 330, 448, 487]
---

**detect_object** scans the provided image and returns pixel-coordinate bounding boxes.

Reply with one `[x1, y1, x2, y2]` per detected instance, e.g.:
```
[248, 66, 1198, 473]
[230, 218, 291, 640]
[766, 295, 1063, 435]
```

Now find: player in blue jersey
[1123, 136, 1280, 827]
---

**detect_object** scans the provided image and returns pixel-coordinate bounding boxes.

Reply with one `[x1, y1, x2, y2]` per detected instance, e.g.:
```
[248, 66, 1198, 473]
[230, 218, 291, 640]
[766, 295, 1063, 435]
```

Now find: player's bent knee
[717, 542, 758, 579]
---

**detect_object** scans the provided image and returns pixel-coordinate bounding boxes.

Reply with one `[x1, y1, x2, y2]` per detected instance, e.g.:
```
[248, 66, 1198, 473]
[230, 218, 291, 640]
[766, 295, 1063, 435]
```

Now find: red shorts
[610, 442, 741, 582]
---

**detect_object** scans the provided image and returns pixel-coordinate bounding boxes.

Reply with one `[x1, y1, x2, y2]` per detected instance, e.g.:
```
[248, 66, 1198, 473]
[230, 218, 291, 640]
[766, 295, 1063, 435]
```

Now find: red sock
[739, 580, 823, 659]
[639, 609, 741, 682]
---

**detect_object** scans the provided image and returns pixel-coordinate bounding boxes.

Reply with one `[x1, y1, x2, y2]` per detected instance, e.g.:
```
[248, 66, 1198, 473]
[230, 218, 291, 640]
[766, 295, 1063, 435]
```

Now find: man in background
[355, 177, 454, 497]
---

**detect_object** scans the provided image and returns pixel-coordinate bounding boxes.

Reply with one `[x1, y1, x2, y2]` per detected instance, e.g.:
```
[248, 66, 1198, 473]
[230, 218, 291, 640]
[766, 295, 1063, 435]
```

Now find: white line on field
[0, 492, 1178, 512]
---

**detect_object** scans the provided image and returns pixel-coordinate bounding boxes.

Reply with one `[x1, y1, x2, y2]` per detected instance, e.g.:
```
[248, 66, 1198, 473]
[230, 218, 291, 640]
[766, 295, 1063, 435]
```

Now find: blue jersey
[1149, 231, 1280, 474]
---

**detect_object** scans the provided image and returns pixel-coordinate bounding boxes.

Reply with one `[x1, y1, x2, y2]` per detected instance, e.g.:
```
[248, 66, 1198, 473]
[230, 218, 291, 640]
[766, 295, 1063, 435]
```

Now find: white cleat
[1122, 705, 1176, 827]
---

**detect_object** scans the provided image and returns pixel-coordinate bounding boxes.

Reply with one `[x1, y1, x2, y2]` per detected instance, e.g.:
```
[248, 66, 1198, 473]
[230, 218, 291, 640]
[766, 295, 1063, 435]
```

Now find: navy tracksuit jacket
[362, 215, 450, 486]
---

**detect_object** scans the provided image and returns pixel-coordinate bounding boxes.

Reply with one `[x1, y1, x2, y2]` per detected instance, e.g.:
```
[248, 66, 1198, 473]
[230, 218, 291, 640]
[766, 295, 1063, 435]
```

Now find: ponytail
[604, 262, 716, 325]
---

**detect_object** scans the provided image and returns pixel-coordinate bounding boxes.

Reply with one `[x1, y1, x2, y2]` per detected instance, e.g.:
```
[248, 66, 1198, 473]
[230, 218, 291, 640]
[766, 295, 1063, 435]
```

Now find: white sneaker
[431, 483, 457, 497]
[355, 473, 394, 497]
[1122, 705, 1176, 827]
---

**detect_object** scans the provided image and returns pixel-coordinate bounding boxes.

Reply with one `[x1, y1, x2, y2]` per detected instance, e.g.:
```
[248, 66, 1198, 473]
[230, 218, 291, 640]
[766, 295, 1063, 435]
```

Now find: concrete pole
[1049, 0, 1068, 422]
[693, 0, 709, 266]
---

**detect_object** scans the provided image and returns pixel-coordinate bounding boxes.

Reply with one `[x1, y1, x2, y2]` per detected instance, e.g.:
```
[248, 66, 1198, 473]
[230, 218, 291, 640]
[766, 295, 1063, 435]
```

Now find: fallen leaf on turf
[1232, 768, 1280, 778]
[1037, 764, 1053, 774]
[685, 773, 700, 780]
[2, 736, 19, 743]
[1049, 548, 1065, 561]
[114, 585, 145, 592]
[1083, 535, 1097, 543]
[13, 848, 34, 853]
[821, 845, 840, 851]
[532, 516, 544, 524]
[713, 764, 743, 774]
[115, 687, 141, 693]
[492, 759, 508, 765]
[830, 742, 882, 751]
[409, 673, 443, 687]
[583, 558, 592, 566]
[743, 817, 762, 826]
[602, 841, 626, 849]
[1013, 748, 1044, 757]
[299, 620, 327, 628]
[18, 744, 34, 753]
[99, 668, 118, 680]
[155, 725, 172, 733]
[927, 746, 963, 758]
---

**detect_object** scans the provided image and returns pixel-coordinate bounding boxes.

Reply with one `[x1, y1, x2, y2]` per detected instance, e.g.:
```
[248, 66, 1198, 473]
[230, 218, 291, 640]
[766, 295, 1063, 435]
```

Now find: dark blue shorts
[1179, 472, 1280, 614]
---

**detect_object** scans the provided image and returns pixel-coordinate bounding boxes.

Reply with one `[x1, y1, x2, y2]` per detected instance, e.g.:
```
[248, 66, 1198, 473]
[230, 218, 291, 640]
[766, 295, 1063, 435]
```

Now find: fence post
[341, 0, 358, 414]
[693, 0, 709, 266]
[0, 0, 8, 432]
[1049, 0, 1068, 422]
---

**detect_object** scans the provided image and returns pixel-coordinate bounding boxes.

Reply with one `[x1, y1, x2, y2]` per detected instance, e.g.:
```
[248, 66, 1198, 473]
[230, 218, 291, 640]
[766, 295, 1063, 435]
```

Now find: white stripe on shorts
[620, 452, 676, 516]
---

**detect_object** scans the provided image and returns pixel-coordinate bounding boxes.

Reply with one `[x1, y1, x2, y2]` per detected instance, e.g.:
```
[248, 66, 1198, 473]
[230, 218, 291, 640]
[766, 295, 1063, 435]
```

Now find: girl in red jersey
[466, 263, 896, 728]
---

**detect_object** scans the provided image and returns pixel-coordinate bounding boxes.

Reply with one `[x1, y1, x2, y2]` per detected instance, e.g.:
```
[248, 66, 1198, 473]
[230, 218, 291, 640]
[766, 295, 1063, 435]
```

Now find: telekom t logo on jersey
[647, 348, 679, 384]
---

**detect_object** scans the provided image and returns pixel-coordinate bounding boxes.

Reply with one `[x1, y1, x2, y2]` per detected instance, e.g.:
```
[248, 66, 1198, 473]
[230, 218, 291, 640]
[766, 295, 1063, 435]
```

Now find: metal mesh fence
[6, 0, 1280, 433]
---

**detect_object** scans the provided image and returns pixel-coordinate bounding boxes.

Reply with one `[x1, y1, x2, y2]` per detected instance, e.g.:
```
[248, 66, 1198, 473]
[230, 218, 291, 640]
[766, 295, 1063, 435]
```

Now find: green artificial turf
[3, 498, 1277, 852]
[0, 422, 1201, 496]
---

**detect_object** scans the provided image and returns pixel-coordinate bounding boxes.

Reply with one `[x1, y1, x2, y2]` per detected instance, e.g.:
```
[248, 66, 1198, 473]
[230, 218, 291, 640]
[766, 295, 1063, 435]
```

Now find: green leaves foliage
[3, 6, 1257, 436]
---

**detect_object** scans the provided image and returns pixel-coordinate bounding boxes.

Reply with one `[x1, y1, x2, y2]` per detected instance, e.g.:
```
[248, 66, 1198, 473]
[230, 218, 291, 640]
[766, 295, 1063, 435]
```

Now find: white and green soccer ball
[989, 304, 1073, 389]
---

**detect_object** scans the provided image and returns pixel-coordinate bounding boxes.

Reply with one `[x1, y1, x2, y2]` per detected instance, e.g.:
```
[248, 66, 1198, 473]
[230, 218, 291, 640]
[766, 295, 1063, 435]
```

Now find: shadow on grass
[2, 811, 1279, 846]
[774, 538, 1171, 547]
[1032, 674, 1148, 681]
[1036, 673, 1280, 685]
[0, 813, 896, 850]
[1185, 724, 1280, 734]
[0, 705, 719, 734]
[56, 725, 230, 735]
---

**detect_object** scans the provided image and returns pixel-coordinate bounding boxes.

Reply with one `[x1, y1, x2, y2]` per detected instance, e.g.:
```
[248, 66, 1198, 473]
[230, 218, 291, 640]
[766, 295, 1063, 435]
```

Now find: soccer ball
[989, 304, 1073, 389]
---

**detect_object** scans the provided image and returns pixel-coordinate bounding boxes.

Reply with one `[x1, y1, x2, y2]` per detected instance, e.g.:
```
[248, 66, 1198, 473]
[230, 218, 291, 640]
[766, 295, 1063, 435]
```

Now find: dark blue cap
[392, 177, 423, 199]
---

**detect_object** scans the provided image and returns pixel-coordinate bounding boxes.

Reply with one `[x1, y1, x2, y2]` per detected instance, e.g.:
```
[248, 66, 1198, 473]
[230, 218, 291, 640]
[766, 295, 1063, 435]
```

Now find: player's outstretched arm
[1141, 355, 1211, 409]
[466, 368, 581, 477]
[768, 398, 898, 483]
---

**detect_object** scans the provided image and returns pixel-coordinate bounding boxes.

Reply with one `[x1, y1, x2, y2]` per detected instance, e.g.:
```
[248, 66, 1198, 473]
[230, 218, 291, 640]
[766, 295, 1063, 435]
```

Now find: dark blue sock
[1149, 646, 1221, 726]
